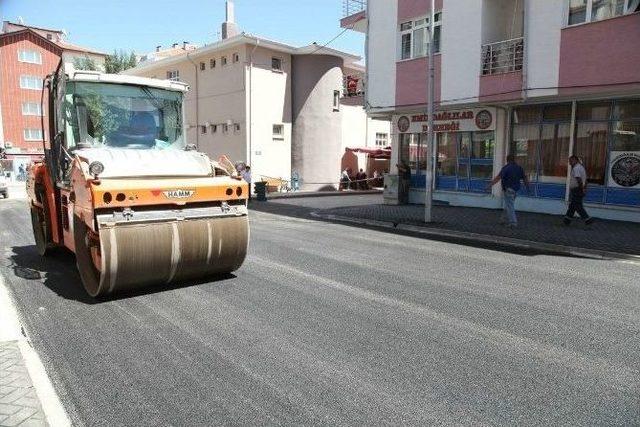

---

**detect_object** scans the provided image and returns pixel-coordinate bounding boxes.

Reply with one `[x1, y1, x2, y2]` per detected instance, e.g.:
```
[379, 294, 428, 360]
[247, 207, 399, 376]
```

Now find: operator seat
[128, 112, 157, 147]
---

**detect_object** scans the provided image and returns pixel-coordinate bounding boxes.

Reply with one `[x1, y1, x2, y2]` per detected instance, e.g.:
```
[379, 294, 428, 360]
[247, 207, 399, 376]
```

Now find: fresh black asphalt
[0, 197, 638, 426]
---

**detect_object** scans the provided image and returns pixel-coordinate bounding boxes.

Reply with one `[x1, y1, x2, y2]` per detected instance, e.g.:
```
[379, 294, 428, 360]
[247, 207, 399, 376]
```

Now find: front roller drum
[74, 215, 249, 297]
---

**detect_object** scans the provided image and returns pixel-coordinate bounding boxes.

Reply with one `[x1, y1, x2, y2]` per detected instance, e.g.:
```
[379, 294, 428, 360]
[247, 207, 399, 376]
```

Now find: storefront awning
[345, 147, 391, 159]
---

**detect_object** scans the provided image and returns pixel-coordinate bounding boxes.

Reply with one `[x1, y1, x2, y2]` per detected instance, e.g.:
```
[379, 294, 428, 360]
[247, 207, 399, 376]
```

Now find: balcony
[481, 37, 524, 75]
[479, 37, 524, 102]
[343, 74, 365, 98]
[340, 0, 367, 32]
[343, 0, 366, 16]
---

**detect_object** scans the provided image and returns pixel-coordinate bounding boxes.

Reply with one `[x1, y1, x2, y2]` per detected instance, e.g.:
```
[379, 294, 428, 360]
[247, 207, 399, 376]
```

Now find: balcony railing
[481, 37, 524, 76]
[343, 74, 365, 97]
[343, 0, 366, 17]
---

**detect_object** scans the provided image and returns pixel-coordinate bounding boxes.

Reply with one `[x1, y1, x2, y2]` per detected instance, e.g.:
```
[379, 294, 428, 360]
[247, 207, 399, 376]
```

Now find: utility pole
[425, 0, 435, 223]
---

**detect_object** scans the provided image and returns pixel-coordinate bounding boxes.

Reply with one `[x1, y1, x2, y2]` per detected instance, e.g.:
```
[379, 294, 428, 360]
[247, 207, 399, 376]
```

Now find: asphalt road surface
[1, 197, 639, 426]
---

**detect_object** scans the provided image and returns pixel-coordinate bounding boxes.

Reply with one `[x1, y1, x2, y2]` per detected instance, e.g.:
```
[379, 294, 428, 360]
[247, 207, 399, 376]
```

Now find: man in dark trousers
[397, 161, 411, 204]
[564, 156, 593, 226]
[488, 155, 530, 228]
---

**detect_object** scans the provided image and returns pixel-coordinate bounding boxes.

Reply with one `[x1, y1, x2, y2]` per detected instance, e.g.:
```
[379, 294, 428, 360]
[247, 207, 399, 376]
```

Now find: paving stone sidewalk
[320, 203, 640, 256]
[0, 342, 47, 427]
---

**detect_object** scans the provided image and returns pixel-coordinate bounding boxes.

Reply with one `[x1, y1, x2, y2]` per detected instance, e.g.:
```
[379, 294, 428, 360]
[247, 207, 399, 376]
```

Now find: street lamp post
[425, 0, 435, 223]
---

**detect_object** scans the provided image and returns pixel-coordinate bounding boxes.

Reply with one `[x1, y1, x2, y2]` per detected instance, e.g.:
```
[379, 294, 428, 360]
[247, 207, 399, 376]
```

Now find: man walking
[564, 156, 593, 226]
[397, 161, 411, 204]
[488, 155, 529, 228]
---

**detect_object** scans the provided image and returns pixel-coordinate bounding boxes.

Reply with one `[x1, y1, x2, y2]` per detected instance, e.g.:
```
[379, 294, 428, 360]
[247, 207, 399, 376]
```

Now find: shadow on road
[248, 201, 596, 260]
[8, 245, 237, 305]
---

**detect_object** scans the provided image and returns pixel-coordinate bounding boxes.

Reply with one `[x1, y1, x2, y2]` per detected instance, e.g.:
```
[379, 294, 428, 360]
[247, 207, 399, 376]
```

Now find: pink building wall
[479, 71, 523, 103]
[559, 13, 640, 96]
[395, 56, 441, 107]
[398, 0, 444, 22]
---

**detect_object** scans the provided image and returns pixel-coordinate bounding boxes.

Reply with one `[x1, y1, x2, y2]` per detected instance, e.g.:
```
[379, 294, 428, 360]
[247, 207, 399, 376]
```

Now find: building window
[234, 123, 241, 132]
[272, 57, 283, 71]
[273, 124, 284, 140]
[166, 70, 179, 81]
[18, 49, 42, 64]
[200, 125, 207, 134]
[22, 102, 42, 116]
[399, 12, 442, 60]
[46, 33, 53, 40]
[333, 90, 340, 111]
[223, 124, 229, 133]
[200, 62, 206, 71]
[19, 75, 43, 90]
[375, 133, 389, 147]
[211, 124, 218, 133]
[221, 56, 227, 66]
[210, 58, 216, 69]
[567, 0, 638, 25]
[233, 53, 240, 63]
[24, 128, 43, 141]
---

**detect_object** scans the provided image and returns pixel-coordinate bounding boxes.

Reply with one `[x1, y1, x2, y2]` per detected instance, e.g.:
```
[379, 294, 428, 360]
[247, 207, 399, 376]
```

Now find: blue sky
[1, 0, 364, 57]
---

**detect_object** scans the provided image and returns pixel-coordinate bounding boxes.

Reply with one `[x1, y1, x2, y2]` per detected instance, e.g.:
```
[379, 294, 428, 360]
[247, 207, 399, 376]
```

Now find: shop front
[393, 107, 501, 205]
[391, 99, 640, 222]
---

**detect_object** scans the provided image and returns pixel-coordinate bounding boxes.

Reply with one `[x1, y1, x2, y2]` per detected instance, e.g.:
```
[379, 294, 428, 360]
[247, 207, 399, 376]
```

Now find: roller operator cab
[27, 65, 249, 297]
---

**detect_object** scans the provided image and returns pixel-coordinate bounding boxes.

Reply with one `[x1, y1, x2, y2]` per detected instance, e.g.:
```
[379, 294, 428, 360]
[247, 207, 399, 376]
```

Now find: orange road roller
[27, 64, 249, 297]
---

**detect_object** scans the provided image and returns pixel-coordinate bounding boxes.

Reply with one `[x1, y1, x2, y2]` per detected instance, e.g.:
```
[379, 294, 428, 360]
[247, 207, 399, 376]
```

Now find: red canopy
[345, 147, 391, 159]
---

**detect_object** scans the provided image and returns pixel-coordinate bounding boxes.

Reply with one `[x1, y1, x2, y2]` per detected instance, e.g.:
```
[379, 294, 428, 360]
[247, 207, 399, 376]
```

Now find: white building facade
[342, 0, 640, 222]
[126, 2, 390, 191]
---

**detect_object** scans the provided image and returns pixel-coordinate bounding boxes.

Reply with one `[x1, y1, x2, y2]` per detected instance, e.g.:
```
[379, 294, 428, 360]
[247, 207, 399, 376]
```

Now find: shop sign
[394, 108, 496, 134]
[609, 152, 640, 188]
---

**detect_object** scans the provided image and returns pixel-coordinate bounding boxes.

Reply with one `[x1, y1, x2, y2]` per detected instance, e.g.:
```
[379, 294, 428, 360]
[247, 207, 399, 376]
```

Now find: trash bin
[254, 181, 267, 202]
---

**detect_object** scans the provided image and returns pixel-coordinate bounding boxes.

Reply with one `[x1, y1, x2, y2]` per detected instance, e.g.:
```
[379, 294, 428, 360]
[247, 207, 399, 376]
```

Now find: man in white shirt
[564, 156, 593, 226]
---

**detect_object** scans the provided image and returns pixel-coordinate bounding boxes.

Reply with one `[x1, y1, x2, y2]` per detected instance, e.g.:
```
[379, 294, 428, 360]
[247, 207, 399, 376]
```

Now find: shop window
[437, 133, 457, 177]
[471, 131, 494, 160]
[577, 101, 611, 121]
[574, 122, 609, 185]
[511, 124, 540, 183]
[512, 105, 541, 124]
[543, 104, 572, 122]
[511, 105, 572, 198]
[613, 100, 640, 120]
[540, 123, 571, 183]
[611, 121, 640, 151]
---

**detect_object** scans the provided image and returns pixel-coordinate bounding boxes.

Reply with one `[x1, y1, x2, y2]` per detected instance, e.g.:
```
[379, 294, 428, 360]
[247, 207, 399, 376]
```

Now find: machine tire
[30, 204, 51, 256]
[73, 215, 103, 298]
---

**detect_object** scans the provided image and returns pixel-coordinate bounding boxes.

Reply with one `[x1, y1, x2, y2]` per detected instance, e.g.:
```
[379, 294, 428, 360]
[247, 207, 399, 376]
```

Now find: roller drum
[75, 215, 248, 297]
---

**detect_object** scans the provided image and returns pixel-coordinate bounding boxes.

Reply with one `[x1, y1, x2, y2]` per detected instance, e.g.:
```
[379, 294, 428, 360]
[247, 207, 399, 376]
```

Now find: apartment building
[0, 21, 106, 173]
[126, 1, 391, 191]
[343, 0, 640, 221]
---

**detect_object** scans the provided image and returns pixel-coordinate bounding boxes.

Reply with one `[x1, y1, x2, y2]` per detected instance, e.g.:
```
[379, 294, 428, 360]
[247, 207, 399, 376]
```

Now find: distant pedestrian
[340, 168, 351, 191]
[487, 155, 530, 228]
[291, 170, 300, 192]
[242, 166, 252, 200]
[397, 161, 411, 204]
[564, 156, 593, 226]
[357, 169, 368, 190]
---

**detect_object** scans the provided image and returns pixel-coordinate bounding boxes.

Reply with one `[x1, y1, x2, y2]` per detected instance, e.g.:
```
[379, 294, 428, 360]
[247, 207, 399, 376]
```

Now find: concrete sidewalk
[250, 194, 640, 259]
[0, 277, 70, 427]
[315, 202, 640, 259]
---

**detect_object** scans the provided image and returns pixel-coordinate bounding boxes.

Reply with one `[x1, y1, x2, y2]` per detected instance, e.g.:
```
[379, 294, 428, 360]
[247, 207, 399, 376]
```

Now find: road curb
[267, 190, 382, 200]
[310, 212, 640, 263]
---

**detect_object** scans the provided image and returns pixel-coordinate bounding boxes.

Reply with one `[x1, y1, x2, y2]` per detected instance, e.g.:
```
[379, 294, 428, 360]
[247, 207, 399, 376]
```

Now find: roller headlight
[89, 161, 105, 177]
